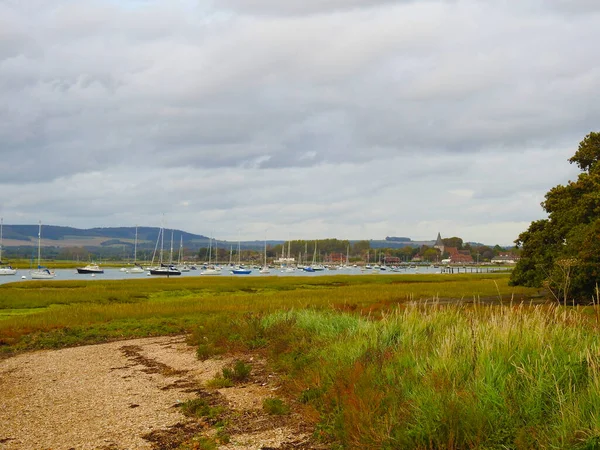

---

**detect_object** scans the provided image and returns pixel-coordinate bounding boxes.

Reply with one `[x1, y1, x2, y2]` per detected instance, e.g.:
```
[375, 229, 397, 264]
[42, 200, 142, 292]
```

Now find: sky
[1, 0, 598, 245]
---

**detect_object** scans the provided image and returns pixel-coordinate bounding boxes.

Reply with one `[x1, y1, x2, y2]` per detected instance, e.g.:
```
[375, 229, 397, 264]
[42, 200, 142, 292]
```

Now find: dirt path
[0, 336, 317, 449]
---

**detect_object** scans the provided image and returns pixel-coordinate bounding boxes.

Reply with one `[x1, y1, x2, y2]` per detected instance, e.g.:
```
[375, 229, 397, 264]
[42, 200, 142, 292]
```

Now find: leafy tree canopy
[442, 237, 463, 250]
[510, 132, 600, 302]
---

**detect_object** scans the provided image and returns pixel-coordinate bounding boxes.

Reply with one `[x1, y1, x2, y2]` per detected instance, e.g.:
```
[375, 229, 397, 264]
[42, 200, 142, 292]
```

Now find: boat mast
[134, 226, 138, 264]
[237, 232, 241, 266]
[179, 235, 183, 265]
[207, 237, 212, 265]
[37, 221, 42, 267]
[169, 230, 174, 264]
[264, 237, 267, 267]
[0, 217, 3, 262]
[159, 226, 164, 265]
[214, 238, 218, 265]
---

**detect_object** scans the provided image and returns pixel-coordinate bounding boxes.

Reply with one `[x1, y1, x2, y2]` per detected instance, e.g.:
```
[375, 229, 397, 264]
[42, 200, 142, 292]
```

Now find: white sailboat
[231, 234, 251, 274]
[0, 218, 17, 276]
[259, 237, 270, 274]
[127, 226, 146, 273]
[177, 235, 191, 272]
[201, 237, 221, 275]
[30, 221, 56, 279]
[283, 240, 295, 272]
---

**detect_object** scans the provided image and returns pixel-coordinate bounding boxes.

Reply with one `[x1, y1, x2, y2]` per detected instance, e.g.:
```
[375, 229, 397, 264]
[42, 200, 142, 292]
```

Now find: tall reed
[197, 303, 600, 449]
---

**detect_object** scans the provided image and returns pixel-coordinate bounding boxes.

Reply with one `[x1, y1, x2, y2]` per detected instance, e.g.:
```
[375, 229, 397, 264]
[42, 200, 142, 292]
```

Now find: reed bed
[0, 274, 535, 353]
[194, 303, 600, 449]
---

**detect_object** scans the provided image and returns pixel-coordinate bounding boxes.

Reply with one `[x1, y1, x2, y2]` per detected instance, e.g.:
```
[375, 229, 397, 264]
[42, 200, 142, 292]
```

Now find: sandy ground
[0, 336, 317, 450]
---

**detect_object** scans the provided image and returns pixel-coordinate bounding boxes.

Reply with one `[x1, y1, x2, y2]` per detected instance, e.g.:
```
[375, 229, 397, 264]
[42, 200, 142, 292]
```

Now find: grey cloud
[1, 0, 599, 245]
[545, 0, 600, 14]
[217, 0, 410, 16]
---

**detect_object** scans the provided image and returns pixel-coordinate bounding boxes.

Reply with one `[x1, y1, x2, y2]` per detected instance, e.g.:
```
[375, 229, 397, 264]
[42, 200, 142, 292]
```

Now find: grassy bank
[6, 273, 593, 448]
[193, 303, 600, 449]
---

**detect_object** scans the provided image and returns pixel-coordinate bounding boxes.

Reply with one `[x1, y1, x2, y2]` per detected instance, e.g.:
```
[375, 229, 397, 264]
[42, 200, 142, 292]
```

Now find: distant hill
[0, 225, 209, 248]
[1, 224, 493, 257]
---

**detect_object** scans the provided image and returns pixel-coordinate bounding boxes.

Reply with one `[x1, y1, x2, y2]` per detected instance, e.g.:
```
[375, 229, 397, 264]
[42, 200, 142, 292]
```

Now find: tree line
[510, 132, 600, 303]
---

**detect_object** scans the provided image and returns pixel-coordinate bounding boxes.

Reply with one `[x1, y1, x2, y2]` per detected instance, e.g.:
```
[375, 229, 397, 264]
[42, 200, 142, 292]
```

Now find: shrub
[222, 360, 252, 382]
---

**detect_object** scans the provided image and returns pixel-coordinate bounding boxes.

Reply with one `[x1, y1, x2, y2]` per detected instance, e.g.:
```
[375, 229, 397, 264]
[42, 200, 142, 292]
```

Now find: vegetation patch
[192, 303, 600, 449]
[263, 397, 290, 416]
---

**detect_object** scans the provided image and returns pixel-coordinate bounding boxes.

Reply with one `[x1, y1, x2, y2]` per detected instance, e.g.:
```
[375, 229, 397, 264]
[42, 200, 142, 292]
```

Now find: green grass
[0, 274, 535, 354]
[263, 397, 290, 415]
[8, 272, 583, 448]
[194, 304, 600, 449]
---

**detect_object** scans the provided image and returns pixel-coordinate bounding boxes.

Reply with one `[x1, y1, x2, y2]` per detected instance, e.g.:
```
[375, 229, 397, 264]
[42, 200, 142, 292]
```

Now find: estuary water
[0, 265, 457, 285]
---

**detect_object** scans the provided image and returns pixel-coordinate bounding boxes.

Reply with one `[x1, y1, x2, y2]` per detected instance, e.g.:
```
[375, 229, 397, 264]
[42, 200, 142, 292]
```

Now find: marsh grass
[0, 274, 534, 354]
[194, 304, 600, 449]
[4, 273, 597, 447]
[263, 397, 290, 415]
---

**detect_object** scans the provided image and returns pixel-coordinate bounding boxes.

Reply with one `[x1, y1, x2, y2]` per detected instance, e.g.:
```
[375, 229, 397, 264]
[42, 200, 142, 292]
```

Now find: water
[0, 265, 453, 285]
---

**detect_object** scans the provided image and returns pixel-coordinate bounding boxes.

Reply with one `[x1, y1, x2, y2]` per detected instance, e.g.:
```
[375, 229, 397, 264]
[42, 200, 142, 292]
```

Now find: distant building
[491, 253, 519, 264]
[383, 256, 401, 264]
[274, 257, 296, 264]
[446, 247, 474, 264]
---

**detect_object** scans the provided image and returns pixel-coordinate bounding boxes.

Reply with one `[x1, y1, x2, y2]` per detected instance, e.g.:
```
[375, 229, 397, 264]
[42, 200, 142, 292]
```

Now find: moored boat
[77, 263, 104, 274]
[0, 264, 16, 276]
[30, 222, 56, 280]
[149, 264, 181, 276]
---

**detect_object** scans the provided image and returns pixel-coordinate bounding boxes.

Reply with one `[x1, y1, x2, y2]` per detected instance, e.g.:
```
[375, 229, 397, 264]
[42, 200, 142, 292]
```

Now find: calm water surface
[0, 265, 453, 285]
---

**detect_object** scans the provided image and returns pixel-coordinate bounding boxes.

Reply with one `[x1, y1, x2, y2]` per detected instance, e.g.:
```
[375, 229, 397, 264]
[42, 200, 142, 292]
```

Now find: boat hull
[77, 268, 104, 274]
[149, 267, 181, 276]
[30, 269, 56, 279]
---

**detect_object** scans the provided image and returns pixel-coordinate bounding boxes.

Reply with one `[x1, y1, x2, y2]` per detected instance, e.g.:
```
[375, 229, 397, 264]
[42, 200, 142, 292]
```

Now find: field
[2, 274, 600, 449]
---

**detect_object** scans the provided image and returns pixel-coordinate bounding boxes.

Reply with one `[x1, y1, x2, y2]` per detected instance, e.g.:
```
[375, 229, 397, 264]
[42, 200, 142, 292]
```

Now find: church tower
[434, 232, 445, 254]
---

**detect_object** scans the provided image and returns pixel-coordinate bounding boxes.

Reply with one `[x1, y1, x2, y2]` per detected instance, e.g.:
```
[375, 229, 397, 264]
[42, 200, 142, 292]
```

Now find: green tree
[443, 237, 463, 250]
[421, 247, 440, 262]
[510, 132, 600, 302]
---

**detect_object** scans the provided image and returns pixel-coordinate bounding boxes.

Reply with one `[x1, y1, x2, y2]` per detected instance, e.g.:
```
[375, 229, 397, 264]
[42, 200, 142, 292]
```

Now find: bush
[222, 360, 252, 382]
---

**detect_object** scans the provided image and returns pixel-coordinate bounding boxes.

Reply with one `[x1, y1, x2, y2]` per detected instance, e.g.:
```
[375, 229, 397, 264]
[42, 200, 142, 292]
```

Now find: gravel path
[0, 336, 314, 449]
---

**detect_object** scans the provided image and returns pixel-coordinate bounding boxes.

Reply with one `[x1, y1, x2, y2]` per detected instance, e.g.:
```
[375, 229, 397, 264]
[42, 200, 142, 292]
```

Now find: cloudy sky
[1, 0, 598, 245]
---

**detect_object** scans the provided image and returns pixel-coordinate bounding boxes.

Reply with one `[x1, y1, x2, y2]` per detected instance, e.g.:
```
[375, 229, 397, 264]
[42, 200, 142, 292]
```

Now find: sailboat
[30, 221, 56, 279]
[304, 241, 324, 272]
[231, 235, 251, 274]
[259, 237, 270, 274]
[149, 227, 181, 276]
[201, 237, 221, 275]
[177, 235, 191, 272]
[128, 226, 145, 273]
[283, 240, 295, 272]
[0, 218, 17, 276]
